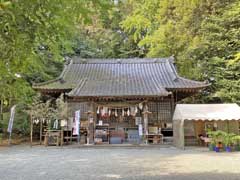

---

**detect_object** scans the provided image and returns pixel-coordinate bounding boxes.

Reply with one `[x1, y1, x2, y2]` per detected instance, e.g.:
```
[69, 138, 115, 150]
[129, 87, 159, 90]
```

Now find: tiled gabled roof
[33, 57, 209, 97]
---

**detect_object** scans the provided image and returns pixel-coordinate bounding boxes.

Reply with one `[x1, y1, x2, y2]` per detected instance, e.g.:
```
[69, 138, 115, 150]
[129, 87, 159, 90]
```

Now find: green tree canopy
[121, 0, 240, 103]
[0, 0, 110, 104]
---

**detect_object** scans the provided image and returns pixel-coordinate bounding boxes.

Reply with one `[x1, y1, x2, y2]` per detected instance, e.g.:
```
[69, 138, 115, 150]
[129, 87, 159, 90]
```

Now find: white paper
[73, 110, 80, 135]
[138, 124, 143, 136]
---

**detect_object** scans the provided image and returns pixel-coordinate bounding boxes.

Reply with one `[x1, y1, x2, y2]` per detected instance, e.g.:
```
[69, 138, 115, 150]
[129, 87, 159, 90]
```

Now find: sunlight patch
[67, 159, 88, 162]
[104, 174, 122, 179]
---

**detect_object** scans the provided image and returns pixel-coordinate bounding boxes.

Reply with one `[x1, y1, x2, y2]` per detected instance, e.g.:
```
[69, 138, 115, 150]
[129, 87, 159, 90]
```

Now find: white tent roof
[173, 103, 240, 121]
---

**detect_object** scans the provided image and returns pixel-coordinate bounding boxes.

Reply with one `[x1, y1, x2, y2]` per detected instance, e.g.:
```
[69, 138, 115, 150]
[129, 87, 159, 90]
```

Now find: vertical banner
[73, 110, 80, 135]
[8, 105, 16, 133]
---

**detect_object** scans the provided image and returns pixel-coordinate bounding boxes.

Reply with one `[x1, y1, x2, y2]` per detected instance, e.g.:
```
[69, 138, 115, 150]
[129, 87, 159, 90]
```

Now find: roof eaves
[177, 76, 210, 87]
[32, 78, 62, 88]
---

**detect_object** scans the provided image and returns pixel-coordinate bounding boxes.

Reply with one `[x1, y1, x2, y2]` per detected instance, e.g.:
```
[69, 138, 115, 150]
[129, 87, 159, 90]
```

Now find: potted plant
[207, 130, 216, 151]
[232, 135, 240, 151]
[208, 142, 215, 151]
[222, 132, 235, 152]
[207, 130, 224, 152]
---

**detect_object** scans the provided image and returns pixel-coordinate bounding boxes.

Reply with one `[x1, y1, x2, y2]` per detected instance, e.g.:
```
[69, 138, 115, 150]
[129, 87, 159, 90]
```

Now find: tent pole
[181, 120, 185, 150]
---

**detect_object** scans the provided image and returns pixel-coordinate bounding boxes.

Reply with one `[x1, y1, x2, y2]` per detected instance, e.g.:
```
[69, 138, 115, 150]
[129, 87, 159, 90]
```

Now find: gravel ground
[0, 145, 240, 180]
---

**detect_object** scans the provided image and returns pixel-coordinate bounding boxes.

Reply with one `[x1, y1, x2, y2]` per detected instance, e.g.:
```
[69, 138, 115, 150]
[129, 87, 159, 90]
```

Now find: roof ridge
[70, 57, 174, 64]
[166, 60, 178, 81]
[59, 59, 72, 78]
[67, 78, 87, 96]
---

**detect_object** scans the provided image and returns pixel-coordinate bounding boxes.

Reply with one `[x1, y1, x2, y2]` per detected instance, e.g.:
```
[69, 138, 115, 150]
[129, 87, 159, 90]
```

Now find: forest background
[0, 0, 239, 138]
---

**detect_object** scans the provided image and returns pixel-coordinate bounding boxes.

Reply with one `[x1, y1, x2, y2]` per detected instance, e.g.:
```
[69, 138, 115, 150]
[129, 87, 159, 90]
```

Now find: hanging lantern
[97, 106, 100, 114]
[108, 109, 111, 116]
[139, 103, 143, 110]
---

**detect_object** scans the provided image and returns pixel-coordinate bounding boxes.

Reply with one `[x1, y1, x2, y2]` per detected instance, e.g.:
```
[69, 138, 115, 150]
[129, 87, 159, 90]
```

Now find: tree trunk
[0, 100, 3, 121]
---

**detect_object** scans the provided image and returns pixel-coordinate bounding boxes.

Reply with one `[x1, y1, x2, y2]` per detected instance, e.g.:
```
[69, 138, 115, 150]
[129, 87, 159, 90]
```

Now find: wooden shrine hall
[33, 57, 208, 146]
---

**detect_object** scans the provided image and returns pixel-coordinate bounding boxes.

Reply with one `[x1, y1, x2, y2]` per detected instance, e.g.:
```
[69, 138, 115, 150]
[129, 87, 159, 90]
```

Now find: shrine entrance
[80, 99, 174, 145]
[94, 103, 144, 144]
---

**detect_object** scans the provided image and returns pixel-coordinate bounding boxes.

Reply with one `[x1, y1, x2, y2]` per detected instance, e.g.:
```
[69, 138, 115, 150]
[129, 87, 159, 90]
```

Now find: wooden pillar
[0, 100, 3, 145]
[30, 113, 33, 147]
[170, 92, 175, 120]
[0, 100, 3, 121]
[142, 104, 152, 144]
[40, 119, 43, 145]
[60, 127, 63, 146]
[86, 102, 95, 145]
[86, 111, 94, 144]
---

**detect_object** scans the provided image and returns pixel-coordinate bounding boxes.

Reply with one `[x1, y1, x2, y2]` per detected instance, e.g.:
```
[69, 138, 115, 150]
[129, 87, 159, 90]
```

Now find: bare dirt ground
[0, 145, 240, 180]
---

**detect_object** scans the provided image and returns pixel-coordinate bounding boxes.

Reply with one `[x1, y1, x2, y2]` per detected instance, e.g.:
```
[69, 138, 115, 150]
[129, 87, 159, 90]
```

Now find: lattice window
[68, 102, 89, 120]
[148, 101, 172, 125]
[158, 101, 172, 122]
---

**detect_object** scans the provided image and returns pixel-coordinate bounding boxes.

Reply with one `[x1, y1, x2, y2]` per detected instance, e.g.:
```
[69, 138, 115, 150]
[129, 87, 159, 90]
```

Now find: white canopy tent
[173, 104, 240, 149]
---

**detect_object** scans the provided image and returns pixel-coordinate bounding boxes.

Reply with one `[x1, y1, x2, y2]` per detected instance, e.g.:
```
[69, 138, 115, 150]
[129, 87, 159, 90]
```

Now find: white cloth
[53, 119, 58, 129]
